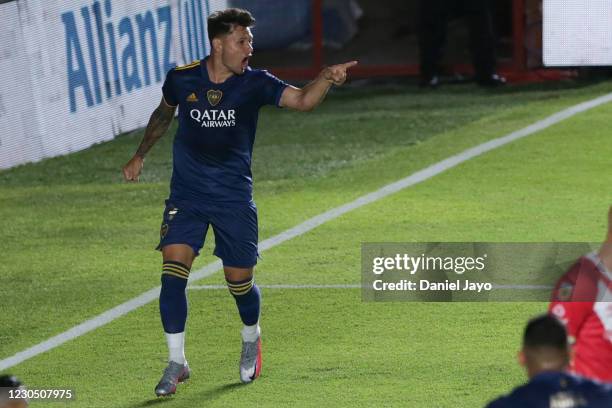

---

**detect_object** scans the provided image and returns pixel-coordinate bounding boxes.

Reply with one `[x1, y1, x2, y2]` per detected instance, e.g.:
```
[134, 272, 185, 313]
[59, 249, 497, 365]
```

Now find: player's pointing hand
[323, 61, 358, 86]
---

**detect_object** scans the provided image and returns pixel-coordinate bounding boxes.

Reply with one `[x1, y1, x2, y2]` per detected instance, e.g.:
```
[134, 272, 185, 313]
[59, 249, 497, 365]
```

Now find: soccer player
[485, 315, 612, 408]
[548, 207, 612, 383]
[122, 8, 357, 396]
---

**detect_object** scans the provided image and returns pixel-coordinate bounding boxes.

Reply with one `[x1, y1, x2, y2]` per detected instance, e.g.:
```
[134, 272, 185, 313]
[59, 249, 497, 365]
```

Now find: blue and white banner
[0, 0, 227, 169]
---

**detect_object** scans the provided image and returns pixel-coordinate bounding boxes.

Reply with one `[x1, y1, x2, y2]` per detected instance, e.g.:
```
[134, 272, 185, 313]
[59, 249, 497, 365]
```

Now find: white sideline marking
[187, 284, 552, 290]
[2, 92, 612, 371]
[189, 284, 362, 290]
[493, 284, 552, 290]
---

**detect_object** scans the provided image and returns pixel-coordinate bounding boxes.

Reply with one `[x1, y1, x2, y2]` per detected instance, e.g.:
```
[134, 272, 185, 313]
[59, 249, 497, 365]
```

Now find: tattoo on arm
[135, 105, 174, 158]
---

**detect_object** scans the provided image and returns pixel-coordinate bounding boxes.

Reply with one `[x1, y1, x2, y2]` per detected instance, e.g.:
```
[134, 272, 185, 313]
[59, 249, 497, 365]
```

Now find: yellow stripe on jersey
[174, 60, 201, 71]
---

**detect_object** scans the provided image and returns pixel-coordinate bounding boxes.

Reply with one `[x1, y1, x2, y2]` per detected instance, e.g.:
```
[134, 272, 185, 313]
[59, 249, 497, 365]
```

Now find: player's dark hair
[0, 374, 22, 388]
[523, 315, 568, 350]
[207, 8, 255, 43]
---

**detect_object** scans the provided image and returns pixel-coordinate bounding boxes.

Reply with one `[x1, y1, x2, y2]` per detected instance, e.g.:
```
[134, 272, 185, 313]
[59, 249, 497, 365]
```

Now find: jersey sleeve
[162, 69, 179, 107]
[549, 258, 597, 343]
[258, 70, 288, 107]
[484, 396, 512, 408]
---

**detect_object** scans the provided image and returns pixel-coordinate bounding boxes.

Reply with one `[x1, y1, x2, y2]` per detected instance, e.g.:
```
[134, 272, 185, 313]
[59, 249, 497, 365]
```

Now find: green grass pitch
[1, 80, 611, 407]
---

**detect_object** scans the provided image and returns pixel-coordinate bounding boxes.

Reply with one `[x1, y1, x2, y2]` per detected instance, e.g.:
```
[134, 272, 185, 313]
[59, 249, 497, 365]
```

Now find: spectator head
[519, 315, 570, 379]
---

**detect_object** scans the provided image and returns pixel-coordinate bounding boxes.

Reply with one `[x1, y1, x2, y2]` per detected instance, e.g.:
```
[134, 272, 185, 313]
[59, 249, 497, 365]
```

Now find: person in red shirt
[549, 207, 612, 383]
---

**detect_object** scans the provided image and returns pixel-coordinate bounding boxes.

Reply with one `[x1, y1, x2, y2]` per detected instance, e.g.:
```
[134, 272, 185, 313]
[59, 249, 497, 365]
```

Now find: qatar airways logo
[190, 108, 236, 128]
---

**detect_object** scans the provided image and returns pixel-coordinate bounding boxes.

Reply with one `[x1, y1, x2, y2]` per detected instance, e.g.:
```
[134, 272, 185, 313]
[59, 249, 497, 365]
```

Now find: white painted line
[188, 284, 552, 290]
[188, 284, 362, 290]
[2, 92, 611, 371]
[493, 284, 553, 290]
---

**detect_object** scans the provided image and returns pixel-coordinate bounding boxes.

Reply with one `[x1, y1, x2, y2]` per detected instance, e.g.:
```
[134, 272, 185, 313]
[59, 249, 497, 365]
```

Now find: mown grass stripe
[187, 284, 552, 290]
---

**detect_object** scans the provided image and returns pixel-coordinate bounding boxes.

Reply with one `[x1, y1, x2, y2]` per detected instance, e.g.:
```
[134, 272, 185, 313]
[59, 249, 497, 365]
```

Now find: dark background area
[250, 0, 515, 70]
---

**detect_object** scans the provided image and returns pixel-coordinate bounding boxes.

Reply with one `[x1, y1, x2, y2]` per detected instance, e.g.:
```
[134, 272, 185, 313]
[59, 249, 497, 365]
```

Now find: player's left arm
[122, 98, 176, 182]
[279, 61, 358, 112]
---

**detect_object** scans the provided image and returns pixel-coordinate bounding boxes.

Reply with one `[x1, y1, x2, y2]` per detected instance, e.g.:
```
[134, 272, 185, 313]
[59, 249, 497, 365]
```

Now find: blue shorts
[156, 199, 259, 268]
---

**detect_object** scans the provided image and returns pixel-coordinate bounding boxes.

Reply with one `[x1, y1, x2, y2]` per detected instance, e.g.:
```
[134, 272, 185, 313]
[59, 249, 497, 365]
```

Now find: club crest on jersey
[186, 93, 198, 102]
[207, 89, 222, 106]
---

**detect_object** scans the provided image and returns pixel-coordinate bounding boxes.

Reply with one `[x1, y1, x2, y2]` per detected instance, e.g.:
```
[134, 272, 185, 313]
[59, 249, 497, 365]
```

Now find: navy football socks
[226, 277, 261, 326]
[160, 261, 190, 333]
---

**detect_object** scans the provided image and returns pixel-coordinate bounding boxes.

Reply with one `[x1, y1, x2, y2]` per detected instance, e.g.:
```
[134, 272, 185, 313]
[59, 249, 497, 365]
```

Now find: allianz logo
[61, 0, 213, 113]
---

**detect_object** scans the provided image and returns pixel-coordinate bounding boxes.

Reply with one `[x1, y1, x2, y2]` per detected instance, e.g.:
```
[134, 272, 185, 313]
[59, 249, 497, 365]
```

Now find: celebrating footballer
[122, 8, 357, 397]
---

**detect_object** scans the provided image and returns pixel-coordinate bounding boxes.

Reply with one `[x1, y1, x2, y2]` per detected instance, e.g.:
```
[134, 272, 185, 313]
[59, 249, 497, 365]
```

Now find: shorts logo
[160, 224, 169, 239]
[168, 208, 178, 221]
[186, 92, 198, 102]
[207, 89, 222, 106]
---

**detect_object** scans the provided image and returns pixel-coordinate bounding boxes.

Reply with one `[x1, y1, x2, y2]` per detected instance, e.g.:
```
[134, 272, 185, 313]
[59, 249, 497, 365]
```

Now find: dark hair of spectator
[523, 315, 568, 350]
[207, 8, 255, 43]
[0, 375, 22, 388]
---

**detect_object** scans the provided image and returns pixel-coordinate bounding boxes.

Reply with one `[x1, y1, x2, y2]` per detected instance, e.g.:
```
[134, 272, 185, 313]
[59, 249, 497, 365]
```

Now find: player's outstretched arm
[122, 98, 176, 182]
[280, 61, 358, 112]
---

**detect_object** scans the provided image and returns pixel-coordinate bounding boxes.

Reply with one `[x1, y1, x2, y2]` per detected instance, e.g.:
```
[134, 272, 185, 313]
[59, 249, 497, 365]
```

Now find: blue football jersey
[486, 372, 612, 408]
[162, 58, 288, 203]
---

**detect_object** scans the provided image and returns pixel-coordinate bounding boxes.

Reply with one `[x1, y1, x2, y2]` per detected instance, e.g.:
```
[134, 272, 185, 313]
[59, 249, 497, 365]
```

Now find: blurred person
[121, 8, 357, 397]
[549, 207, 612, 383]
[418, 0, 506, 88]
[0, 375, 28, 408]
[486, 315, 612, 408]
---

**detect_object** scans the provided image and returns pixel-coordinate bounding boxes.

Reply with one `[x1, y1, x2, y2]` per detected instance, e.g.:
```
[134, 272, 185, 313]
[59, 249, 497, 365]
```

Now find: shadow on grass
[128, 382, 244, 407]
[129, 397, 174, 407]
[195, 382, 244, 402]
